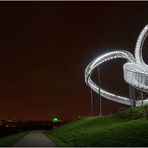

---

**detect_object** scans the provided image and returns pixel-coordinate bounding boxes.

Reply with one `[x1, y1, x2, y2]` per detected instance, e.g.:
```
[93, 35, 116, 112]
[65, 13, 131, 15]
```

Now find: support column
[98, 67, 102, 116]
[129, 85, 133, 107]
[132, 87, 136, 107]
[141, 92, 144, 106]
[129, 85, 136, 107]
[90, 88, 94, 116]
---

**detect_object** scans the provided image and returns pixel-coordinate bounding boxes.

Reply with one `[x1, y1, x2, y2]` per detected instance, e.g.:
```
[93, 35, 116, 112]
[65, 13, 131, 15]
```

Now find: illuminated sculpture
[85, 25, 148, 106]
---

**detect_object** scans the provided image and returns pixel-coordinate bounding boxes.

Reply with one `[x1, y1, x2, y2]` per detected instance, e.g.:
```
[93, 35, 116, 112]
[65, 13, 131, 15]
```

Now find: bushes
[115, 105, 148, 120]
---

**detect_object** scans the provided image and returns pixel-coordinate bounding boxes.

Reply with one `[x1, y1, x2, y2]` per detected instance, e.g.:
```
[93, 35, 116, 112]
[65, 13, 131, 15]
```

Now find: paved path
[13, 130, 56, 147]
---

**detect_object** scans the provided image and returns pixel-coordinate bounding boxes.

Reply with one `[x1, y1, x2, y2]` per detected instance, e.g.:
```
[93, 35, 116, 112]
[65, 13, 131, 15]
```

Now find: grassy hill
[0, 131, 28, 146]
[46, 106, 148, 147]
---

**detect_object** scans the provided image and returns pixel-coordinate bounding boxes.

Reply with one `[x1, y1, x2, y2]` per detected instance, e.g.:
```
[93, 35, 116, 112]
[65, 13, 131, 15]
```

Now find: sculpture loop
[85, 25, 148, 106]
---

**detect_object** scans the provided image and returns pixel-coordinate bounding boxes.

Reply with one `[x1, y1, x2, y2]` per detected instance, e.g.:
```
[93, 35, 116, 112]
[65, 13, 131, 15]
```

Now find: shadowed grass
[0, 131, 28, 146]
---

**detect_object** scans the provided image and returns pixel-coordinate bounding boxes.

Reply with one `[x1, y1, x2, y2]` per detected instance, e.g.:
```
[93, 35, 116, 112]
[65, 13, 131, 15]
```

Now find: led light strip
[85, 50, 135, 105]
[135, 25, 148, 69]
[85, 25, 148, 106]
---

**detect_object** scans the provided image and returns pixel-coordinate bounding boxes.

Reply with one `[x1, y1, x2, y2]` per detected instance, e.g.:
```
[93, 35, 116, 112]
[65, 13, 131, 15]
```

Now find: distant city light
[85, 24, 148, 106]
[52, 117, 59, 122]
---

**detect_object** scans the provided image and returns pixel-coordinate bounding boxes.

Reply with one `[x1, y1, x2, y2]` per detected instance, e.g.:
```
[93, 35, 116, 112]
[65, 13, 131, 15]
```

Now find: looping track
[85, 25, 148, 106]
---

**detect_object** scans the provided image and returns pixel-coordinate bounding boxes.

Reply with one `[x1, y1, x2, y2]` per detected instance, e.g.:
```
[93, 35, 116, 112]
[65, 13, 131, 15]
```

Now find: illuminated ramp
[85, 24, 148, 106]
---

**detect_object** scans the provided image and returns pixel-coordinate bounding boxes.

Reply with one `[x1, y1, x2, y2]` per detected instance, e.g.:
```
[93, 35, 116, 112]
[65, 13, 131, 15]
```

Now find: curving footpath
[13, 130, 56, 147]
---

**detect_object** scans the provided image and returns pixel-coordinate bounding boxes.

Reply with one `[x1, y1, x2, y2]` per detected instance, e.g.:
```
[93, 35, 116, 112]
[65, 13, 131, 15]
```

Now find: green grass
[0, 131, 28, 147]
[45, 106, 148, 147]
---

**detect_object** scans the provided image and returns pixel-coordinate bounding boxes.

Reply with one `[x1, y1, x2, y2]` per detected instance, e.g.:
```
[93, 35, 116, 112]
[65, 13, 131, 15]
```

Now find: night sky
[0, 2, 148, 121]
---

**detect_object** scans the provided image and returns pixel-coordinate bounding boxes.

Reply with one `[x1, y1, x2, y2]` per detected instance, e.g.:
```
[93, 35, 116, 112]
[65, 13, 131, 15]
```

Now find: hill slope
[46, 107, 148, 146]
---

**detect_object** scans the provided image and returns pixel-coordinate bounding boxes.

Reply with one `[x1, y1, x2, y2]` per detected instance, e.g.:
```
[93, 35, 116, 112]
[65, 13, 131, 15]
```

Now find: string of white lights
[135, 24, 148, 69]
[85, 25, 148, 106]
[85, 50, 135, 105]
